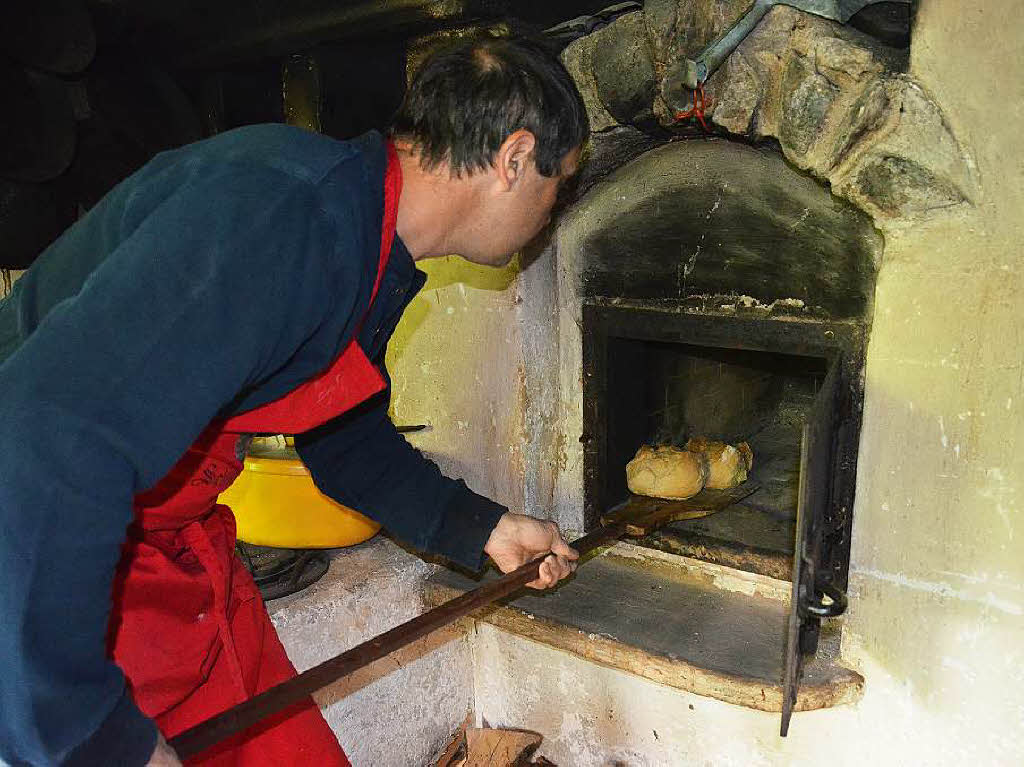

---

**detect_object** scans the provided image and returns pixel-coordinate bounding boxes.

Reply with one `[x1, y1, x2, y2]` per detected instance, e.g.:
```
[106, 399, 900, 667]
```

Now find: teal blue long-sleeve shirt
[0, 125, 506, 766]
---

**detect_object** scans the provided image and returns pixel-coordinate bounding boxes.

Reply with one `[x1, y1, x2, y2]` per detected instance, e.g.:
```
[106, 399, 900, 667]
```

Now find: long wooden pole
[169, 485, 755, 759]
[168, 522, 627, 760]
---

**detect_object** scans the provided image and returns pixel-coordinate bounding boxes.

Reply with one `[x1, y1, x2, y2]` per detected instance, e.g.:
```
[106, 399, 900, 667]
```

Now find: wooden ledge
[425, 545, 862, 714]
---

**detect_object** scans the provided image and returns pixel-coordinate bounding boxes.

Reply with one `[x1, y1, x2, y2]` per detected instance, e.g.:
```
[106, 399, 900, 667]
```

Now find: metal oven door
[781, 354, 848, 735]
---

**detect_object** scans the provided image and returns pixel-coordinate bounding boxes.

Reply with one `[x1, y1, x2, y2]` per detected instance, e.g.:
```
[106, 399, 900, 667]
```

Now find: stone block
[812, 34, 886, 91]
[710, 6, 804, 139]
[644, 0, 753, 69]
[653, 0, 773, 125]
[709, 7, 891, 172]
[779, 53, 839, 161]
[710, 50, 761, 135]
[642, 0, 680, 69]
[832, 77, 975, 220]
[852, 154, 965, 218]
[825, 78, 891, 172]
[749, 15, 891, 175]
[560, 34, 618, 133]
[268, 537, 473, 767]
[589, 12, 658, 128]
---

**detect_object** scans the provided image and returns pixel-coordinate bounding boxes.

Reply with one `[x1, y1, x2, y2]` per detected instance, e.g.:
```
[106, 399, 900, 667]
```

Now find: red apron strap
[369, 140, 401, 311]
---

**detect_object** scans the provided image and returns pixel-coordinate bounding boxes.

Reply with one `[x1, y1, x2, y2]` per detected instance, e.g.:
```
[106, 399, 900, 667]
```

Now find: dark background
[0, 1, 912, 271]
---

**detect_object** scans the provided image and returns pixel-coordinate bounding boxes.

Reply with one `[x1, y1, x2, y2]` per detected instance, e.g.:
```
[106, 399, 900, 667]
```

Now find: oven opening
[581, 302, 862, 584]
[604, 338, 829, 576]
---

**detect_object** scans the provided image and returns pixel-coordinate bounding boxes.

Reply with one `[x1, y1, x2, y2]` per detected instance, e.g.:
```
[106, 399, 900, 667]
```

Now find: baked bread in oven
[626, 444, 709, 500]
[685, 437, 754, 490]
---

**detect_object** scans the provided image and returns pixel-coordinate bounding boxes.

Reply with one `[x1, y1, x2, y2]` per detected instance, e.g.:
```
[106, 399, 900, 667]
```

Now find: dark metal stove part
[236, 542, 330, 601]
[781, 356, 849, 736]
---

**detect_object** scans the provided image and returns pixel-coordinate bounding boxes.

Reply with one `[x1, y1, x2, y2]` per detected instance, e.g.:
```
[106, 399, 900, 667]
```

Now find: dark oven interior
[583, 304, 865, 587]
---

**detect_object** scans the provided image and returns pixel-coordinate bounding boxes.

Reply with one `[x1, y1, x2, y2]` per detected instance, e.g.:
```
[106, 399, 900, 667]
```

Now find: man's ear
[495, 130, 537, 191]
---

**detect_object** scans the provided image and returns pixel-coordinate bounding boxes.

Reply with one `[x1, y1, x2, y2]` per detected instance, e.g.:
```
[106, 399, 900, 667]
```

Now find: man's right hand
[483, 512, 579, 589]
[146, 733, 183, 767]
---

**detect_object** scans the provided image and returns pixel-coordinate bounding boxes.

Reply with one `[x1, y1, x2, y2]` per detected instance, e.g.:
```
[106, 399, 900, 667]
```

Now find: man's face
[466, 145, 582, 267]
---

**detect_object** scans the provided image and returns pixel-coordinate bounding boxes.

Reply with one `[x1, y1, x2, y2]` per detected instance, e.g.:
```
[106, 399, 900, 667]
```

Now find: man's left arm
[295, 392, 577, 585]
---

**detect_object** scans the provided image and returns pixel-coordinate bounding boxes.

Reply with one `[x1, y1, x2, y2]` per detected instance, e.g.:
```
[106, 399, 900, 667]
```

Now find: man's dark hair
[390, 35, 589, 178]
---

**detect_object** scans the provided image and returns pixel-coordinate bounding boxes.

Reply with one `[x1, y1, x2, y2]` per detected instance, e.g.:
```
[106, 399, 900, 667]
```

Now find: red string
[674, 84, 713, 132]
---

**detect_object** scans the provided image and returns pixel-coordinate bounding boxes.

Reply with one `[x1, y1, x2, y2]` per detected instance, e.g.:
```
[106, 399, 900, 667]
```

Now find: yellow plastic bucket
[218, 438, 380, 549]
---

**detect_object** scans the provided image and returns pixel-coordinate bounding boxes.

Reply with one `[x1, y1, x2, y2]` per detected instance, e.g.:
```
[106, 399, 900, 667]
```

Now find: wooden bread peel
[599, 485, 757, 536]
[169, 484, 757, 759]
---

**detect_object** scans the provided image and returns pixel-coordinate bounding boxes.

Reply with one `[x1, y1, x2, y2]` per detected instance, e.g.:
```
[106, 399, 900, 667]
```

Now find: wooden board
[600, 485, 759, 536]
[437, 722, 543, 767]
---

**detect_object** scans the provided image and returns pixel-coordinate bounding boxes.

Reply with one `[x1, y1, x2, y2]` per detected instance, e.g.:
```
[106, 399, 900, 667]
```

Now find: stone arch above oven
[568, 138, 882, 319]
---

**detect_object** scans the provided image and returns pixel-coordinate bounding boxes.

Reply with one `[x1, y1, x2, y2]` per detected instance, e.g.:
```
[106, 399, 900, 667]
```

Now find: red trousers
[109, 501, 349, 766]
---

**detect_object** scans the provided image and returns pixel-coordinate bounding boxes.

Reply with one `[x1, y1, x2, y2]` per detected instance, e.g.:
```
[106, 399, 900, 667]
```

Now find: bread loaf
[685, 437, 754, 490]
[626, 444, 709, 500]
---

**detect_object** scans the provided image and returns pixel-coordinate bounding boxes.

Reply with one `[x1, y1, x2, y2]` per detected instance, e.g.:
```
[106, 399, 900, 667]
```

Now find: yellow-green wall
[384, 254, 531, 513]
[1, 270, 24, 299]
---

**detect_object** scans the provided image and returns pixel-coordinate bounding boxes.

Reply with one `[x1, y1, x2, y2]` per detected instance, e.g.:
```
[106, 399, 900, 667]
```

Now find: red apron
[108, 142, 402, 766]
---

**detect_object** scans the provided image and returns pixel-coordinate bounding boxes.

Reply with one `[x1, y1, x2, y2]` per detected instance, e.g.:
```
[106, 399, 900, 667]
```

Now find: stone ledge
[426, 543, 862, 714]
[267, 536, 472, 767]
[267, 535, 434, 654]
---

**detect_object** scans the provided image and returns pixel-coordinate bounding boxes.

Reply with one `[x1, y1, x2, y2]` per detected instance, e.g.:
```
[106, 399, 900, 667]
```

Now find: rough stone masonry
[560, 1, 976, 228]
